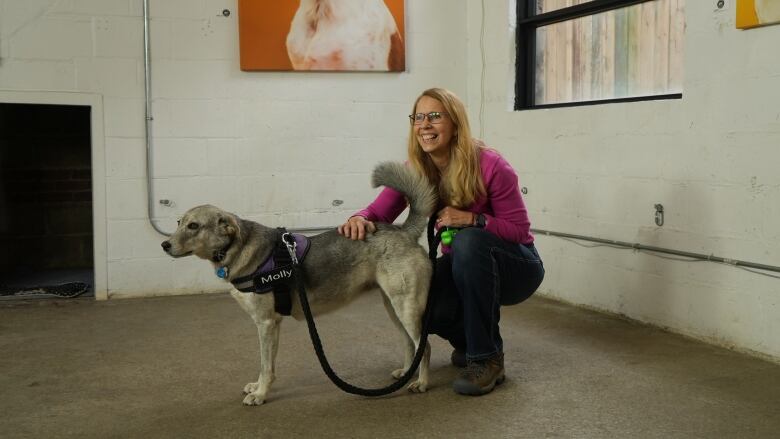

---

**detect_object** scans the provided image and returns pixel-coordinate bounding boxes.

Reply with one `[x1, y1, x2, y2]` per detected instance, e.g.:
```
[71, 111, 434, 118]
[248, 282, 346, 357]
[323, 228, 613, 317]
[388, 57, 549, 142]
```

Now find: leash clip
[281, 232, 298, 264]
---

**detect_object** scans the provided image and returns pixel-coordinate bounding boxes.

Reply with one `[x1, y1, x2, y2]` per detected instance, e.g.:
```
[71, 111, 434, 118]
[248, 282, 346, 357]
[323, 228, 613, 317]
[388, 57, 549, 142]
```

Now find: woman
[338, 88, 544, 396]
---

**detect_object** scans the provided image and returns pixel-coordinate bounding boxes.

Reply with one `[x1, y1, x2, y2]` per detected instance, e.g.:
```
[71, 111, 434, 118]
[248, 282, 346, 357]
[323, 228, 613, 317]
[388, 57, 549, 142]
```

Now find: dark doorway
[0, 103, 94, 299]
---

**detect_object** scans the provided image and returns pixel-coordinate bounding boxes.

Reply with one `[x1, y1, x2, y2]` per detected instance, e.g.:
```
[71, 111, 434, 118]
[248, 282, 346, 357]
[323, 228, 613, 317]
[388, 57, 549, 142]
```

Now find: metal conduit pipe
[143, 0, 172, 236]
[141, 3, 346, 238]
[531, 228, 780, 274]
[141, 3, 403, 239]
[281, 224, 780, 275]
[140, 1, 778, 275]
[142, 2, 330, 238]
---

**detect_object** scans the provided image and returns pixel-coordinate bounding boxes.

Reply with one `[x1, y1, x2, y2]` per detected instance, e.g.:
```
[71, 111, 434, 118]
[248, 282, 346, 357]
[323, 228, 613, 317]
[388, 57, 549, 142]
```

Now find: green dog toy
[440, 228, 458, 245]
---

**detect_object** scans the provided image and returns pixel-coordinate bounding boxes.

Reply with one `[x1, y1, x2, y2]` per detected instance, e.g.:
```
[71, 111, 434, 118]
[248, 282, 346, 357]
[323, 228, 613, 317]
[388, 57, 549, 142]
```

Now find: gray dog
[162, 162, 435, 405]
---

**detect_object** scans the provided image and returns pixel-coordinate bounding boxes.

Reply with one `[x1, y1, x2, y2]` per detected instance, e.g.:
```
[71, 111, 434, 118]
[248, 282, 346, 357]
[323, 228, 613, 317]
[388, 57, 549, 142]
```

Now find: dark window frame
[515, 0, 683, 110]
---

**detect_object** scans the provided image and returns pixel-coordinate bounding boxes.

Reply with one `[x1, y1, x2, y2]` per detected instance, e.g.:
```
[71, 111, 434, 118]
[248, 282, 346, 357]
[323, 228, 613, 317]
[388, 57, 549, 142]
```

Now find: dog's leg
[243, 316, 281, 405]
[393, 295, 431, 393]
[230, 290, 281, 406]
[381, 293, 415, 379]
[380, 280, 431, 393]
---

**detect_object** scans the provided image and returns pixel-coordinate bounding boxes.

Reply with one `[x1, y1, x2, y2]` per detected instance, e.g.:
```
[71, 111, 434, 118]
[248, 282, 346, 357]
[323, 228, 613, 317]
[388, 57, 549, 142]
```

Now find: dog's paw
[243, 382, 260, 394]
[391, 368, 407, 379]
[407, 380, 428, 393]
[242, 393, 266, 406]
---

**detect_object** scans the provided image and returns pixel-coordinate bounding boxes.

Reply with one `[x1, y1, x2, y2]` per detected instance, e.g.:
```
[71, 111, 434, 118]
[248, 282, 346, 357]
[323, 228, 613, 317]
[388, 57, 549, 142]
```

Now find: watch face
[477, 214, 486, 228]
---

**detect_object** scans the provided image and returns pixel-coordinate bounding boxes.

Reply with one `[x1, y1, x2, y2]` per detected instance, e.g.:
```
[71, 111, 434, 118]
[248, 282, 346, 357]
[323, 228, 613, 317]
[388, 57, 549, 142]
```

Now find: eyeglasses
[409, 111, 449, 125]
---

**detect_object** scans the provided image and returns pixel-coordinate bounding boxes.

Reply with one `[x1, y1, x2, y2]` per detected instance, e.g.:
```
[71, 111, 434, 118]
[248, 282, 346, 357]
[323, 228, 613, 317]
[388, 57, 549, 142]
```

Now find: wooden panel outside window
[534, 0, 684, 105]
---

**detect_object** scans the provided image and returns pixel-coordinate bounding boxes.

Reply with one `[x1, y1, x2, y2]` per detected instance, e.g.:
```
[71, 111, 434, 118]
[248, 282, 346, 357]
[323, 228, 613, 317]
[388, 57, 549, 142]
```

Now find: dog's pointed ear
[218, 213, 240, 237]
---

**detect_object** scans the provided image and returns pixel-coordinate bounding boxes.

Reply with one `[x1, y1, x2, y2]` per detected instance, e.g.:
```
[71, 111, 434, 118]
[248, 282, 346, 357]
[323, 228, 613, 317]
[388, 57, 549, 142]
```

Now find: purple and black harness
[226, 228, 310, 316]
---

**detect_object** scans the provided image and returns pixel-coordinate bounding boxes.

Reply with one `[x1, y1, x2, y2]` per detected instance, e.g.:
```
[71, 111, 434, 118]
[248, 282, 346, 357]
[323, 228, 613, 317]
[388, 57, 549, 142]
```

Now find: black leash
[290, 216, 440, 397]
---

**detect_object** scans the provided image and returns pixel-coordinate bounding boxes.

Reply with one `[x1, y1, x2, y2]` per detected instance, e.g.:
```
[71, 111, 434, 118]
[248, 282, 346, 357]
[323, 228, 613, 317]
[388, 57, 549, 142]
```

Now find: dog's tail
[371, 162, 436, 238]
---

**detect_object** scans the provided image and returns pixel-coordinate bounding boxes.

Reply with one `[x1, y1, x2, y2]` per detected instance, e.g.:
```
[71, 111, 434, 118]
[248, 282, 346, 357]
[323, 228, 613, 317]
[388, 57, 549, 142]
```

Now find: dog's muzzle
[161, 241, 172, 253]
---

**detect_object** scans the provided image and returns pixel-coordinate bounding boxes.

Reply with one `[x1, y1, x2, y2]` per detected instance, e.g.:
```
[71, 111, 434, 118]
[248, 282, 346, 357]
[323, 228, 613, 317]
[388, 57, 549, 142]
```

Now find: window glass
[533, 0, 684, 105]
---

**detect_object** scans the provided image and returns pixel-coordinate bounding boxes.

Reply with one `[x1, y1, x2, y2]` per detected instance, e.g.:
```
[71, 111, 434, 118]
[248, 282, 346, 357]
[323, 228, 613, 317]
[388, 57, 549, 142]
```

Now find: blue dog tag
[216, 266, 228, 279]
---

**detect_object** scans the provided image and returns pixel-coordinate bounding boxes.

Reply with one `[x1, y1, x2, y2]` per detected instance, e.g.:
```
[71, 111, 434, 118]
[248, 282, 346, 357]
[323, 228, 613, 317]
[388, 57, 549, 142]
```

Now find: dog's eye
[187, 222, 199, 230]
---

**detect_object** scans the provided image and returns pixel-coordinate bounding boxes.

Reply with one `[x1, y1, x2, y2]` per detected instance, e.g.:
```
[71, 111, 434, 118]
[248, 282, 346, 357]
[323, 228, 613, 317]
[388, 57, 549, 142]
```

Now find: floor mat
[0, 282, 91, 299]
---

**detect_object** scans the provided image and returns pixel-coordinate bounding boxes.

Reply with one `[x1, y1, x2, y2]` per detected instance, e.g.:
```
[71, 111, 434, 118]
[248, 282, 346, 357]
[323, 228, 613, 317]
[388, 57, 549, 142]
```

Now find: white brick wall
[105, 137, 145, 178]
[467, 0, 780, 361]
[0, 59, 76, 89]
[0, 0, 469, 298]
[9, 16, 92, 60]
[3, 0, 776, 361]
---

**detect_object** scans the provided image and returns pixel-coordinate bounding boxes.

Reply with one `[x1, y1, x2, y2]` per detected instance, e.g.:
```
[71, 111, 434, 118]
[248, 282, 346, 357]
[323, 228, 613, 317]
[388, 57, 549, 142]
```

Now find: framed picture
[737, 0, 780, 29]
[238, 0, 405, 72]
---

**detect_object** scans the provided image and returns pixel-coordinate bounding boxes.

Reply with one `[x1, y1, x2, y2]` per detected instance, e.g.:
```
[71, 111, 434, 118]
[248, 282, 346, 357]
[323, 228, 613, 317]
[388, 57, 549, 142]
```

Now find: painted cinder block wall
[0, 0, 468, 298]
[2, 0, 778, 362]
[465, 0, 780, 361]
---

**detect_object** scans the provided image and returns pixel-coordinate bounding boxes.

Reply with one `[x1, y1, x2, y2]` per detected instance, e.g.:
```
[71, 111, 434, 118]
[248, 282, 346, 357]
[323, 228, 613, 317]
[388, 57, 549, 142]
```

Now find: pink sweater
[355, 147, 534, 247]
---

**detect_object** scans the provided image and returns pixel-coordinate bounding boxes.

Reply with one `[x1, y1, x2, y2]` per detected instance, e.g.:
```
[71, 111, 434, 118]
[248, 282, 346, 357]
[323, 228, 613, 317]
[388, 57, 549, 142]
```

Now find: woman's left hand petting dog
[161, 161, 436, 405]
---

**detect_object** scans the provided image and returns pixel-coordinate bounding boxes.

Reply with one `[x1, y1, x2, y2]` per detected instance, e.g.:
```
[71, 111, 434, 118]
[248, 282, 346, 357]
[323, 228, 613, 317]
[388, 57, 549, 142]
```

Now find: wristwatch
[474, 213, 487, 228]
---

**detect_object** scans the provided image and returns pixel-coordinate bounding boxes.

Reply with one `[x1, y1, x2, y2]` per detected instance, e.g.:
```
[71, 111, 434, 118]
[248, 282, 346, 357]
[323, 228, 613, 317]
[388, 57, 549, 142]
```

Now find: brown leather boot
[452, 352, 505, 395]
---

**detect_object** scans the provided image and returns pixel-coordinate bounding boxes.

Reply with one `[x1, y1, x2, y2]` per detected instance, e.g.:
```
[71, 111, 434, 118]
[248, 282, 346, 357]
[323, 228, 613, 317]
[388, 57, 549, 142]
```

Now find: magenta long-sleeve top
[354, 147, 534, 250]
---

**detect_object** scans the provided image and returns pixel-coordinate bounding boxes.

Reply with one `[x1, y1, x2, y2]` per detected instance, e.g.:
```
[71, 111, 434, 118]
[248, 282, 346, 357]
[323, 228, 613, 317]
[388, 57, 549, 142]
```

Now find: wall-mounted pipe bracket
[654, 204, 664, 227]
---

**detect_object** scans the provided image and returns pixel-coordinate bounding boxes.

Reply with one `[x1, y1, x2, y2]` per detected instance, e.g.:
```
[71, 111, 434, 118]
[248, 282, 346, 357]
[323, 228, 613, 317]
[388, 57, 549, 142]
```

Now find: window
[515, 0, 685, 109]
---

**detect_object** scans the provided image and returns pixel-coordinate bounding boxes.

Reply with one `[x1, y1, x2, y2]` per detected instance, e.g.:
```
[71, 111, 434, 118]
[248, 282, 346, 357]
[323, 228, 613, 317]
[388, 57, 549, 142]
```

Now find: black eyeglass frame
[408, 111, 450, 125]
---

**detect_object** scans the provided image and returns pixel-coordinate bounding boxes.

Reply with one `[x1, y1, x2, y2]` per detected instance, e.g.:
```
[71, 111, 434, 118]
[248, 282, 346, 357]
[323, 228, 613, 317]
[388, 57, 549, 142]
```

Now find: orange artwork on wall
[737, 0, 780, 29]
[238, 0, 405, 72]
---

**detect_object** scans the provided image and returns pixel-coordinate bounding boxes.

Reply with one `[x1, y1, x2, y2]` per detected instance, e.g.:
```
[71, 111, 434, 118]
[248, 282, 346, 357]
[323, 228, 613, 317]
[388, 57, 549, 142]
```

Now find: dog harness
[228, 229, 310, 316]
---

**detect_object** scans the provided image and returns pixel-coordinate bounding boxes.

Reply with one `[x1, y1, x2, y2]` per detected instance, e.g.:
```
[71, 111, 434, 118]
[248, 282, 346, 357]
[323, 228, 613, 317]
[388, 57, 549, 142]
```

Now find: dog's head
[161, 204, 240, 263]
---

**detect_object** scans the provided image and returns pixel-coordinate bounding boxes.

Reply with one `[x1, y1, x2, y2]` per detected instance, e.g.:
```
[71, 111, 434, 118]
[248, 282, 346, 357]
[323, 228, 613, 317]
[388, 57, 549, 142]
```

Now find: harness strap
[230, 228, 309, 316]
[270, 228, 294, 315]
[273, 289, 292, 316]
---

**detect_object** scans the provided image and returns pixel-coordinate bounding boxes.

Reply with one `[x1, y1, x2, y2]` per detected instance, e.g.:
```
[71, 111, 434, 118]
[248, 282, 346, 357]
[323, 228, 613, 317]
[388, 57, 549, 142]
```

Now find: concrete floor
[1, 293, 778, 439]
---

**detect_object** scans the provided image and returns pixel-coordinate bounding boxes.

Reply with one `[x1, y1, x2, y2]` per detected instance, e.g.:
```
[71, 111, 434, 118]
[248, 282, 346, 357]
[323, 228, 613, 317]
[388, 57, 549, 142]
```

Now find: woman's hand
[436, 206, 475, 228]
[337, 215, 376, 240]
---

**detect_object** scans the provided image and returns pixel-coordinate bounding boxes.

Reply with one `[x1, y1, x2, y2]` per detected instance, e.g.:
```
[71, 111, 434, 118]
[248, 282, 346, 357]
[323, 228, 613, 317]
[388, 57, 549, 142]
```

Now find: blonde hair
[407, 88, 485, 208]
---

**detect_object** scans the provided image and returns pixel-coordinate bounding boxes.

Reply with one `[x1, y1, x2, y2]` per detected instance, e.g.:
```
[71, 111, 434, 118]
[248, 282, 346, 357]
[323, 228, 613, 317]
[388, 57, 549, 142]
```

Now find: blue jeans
[428, 228, 544, 361]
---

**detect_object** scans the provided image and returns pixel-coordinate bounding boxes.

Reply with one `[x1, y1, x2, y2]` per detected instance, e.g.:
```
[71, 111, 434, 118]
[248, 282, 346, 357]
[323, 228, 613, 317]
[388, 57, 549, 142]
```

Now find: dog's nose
[161, 241, 171, 252]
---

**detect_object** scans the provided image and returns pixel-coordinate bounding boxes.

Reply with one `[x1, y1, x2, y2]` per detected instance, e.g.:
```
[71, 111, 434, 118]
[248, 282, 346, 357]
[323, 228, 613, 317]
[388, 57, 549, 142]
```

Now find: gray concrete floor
[1, 293, 778, 439]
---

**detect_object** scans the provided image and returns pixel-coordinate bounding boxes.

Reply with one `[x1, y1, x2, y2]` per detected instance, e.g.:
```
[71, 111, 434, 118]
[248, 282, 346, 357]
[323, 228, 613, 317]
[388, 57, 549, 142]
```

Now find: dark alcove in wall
[0, 103, 94, 298]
